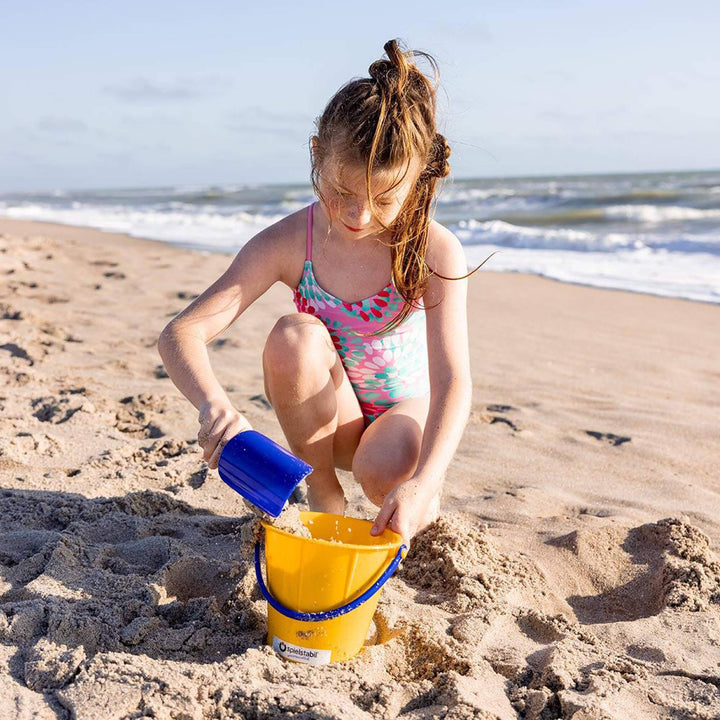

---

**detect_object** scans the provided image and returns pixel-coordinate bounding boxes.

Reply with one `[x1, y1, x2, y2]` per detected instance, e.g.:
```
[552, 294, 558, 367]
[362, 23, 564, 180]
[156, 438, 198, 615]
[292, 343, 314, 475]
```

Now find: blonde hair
[310, 39, 451, 332]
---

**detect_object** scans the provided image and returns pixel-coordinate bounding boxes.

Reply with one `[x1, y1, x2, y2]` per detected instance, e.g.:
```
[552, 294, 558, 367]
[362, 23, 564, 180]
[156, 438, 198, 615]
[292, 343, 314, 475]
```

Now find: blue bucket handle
[254, 540, 407, 622]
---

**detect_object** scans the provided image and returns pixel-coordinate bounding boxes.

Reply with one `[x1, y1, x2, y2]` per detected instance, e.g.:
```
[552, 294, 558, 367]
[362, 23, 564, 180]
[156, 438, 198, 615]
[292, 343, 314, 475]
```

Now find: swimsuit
[293, 202, 430, 425]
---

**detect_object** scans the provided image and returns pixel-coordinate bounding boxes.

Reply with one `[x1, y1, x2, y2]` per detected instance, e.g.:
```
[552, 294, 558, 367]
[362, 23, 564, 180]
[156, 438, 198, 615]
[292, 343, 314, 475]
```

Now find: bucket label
[272, 636, 331, 665]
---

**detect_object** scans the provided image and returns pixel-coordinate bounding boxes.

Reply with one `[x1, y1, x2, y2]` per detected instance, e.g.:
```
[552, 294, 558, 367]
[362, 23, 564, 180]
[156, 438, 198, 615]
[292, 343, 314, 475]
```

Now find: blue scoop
[217, 430, 313, 517]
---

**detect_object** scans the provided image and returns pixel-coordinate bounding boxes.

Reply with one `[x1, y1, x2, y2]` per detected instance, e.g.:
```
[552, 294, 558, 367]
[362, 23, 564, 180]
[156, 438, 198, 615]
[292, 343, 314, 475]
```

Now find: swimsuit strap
[306, 203, 314, 261]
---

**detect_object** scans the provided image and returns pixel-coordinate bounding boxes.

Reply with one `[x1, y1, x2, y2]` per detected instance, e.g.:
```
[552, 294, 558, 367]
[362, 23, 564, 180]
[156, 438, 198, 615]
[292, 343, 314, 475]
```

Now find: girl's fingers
[202, 416, 229, 462]
[371, 500, 396, 536]
[207, 417, 253, 469]
[393, 514, 412, 544]
[207, 427, 233, 469]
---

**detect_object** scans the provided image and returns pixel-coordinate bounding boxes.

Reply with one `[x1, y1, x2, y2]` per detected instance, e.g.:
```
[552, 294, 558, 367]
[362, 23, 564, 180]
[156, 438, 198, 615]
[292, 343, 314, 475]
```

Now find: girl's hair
[310, 39, 451, 332]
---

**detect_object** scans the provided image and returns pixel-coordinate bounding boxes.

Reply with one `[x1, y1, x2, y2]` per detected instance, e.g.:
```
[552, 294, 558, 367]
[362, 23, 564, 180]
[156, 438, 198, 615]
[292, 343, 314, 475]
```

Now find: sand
[1, 217, 719, 719]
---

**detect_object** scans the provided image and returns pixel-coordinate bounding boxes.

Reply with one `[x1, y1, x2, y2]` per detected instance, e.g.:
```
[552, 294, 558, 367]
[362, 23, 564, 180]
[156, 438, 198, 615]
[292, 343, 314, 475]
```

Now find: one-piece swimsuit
[293, 202, 430, 425]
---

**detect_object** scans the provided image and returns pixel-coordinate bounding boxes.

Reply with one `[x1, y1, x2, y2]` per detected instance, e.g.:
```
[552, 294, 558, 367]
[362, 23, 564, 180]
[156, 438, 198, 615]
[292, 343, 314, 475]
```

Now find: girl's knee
[263, 313, 331, 369]
[352, 433, 420, 506]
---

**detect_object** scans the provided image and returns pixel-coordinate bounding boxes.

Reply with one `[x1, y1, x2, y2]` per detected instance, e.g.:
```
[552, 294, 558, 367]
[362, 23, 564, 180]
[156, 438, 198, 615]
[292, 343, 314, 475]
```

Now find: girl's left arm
[371, 223, 473, 541]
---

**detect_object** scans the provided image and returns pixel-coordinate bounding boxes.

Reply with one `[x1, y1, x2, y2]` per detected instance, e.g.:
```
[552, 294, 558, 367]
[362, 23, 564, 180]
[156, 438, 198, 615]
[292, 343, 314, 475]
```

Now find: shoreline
[2, 214, 717, 308]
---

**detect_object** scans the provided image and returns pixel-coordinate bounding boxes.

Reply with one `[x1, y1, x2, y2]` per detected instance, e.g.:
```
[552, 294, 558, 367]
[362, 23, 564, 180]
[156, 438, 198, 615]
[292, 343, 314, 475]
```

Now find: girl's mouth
[342, 222, 363, 232]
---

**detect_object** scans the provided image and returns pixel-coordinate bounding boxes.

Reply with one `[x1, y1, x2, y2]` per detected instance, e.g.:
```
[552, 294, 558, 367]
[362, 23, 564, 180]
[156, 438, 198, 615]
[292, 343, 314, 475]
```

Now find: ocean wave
[454, 218, 720, 256]
[454, 219, 644, 252]
[603, 204, 720, 222]
[440, 187, 519, 202]
[0, 202, 283, 249]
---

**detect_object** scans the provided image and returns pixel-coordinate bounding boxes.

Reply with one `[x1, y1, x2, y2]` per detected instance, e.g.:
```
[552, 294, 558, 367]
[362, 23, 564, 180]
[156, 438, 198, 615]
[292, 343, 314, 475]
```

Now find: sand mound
[659, 518, 720, 611]
[400, 516, 535, 615]
[549, 519, 720, 624]
[1, 492, 719, 718]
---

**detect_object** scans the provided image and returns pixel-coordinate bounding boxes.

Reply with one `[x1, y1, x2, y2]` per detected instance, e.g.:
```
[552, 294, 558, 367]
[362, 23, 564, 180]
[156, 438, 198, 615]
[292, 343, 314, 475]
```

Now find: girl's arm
[371, 223, 472, 540]
[157, 216, 301, 467]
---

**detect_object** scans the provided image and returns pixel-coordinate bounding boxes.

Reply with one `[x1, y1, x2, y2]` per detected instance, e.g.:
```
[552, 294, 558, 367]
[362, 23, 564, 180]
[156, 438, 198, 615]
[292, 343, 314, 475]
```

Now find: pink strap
[306, 203, 314, 261]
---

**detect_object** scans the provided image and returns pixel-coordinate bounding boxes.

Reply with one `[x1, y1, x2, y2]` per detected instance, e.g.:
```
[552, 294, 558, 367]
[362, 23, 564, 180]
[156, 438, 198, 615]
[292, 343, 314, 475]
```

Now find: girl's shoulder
[426, 220, 466, 276]
[243, 206, 309, 288]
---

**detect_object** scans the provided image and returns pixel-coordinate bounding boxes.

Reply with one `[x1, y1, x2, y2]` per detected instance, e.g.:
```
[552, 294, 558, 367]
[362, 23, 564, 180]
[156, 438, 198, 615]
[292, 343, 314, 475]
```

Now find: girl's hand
[370, 477, 435, 543]
[197, 400, 252, 469]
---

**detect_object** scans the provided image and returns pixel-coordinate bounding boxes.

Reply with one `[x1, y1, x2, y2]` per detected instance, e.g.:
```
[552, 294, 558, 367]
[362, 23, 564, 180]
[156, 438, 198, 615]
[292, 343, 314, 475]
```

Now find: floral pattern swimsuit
[293, 203, 430, 425]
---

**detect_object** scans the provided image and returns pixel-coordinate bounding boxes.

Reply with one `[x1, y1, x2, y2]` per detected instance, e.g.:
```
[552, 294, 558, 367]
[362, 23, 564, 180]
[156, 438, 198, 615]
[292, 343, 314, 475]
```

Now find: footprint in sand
[209, 337, 239, 350]
[0, 343, 34, 366]
[471, 404, 521, 432]
[103, 271, 126, 280]
[115, 394, 167, 438]
[31, 396, 83, 424]
[0, 303, 23, 320]
[154, 364, 169, 379]
[250, 394, 272, 410]
[487, 404, 515, 413]
[585, 430, 631, 446]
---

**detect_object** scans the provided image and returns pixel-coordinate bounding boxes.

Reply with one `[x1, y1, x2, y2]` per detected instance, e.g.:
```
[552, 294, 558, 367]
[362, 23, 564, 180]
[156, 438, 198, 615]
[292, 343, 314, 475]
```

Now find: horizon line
[1, 165, 719, 196]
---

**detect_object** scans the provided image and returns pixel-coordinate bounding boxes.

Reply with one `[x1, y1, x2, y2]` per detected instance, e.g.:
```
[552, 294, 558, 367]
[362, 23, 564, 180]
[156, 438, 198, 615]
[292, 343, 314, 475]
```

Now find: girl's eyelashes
[332, 190, 393, 207]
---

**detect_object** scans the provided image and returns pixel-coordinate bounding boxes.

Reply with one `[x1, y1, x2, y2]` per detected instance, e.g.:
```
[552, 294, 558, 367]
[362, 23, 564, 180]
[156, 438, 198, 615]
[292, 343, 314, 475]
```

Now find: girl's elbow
[157, 324, 178, 359]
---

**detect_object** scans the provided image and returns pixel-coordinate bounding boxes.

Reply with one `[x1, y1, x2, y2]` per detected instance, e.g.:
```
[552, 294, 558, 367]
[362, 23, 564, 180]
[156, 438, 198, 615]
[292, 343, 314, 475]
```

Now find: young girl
[158, 39, 472, 543]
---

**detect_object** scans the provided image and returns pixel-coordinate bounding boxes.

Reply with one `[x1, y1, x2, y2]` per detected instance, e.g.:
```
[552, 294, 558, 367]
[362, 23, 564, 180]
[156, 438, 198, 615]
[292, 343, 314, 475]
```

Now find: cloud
[103, 75, 226, 103]
[36, 117, 89, 134]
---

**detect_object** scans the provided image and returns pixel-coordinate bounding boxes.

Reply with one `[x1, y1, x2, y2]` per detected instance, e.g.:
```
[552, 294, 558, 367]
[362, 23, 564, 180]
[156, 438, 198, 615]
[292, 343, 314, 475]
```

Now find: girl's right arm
[157, 216, 301, 468]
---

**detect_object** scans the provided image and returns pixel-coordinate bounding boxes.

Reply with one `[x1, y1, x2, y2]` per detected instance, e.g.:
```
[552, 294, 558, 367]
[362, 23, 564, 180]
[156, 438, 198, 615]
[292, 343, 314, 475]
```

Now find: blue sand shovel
[217, 430, 313, 517]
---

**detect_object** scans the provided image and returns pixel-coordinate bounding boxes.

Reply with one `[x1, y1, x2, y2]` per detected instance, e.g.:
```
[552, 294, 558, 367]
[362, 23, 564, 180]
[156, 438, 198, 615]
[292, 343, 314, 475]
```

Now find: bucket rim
[261, 510, 404, 552]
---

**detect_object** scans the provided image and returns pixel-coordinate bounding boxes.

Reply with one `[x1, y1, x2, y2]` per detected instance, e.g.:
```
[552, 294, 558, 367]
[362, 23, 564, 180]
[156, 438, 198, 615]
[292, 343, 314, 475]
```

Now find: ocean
[2, 169, 719, 304]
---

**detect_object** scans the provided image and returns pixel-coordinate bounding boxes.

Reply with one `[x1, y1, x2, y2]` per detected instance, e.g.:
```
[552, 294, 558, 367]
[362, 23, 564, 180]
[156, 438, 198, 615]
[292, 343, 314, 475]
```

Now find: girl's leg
[352, 395, 440, 530]
[262, 313, 365, 514]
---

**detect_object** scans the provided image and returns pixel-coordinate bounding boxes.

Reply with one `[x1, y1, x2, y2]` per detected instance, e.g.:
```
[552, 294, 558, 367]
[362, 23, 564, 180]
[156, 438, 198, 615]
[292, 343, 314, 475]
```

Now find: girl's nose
[345, 200, 373, 227]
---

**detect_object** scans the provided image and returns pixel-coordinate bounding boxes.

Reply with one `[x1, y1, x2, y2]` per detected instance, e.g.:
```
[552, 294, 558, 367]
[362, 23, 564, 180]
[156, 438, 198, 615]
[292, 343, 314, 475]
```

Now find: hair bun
[368, 59, 394, 85]
[424, 133, 451, 178]
[369, 39, 410, 91]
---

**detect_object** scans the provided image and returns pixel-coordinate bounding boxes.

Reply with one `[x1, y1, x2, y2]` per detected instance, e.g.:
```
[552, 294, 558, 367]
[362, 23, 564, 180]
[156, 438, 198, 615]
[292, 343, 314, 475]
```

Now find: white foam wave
[603, 204, 720, 222]
[455, 218, 644, 252]
[462, 244, 720, 304]
[441, 187, 518, 202]
[0, 203, 282, 250]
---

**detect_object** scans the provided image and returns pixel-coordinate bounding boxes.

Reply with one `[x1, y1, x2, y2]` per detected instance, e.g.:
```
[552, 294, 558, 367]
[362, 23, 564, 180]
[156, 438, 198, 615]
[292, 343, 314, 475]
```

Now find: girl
[158, 39, 472, 543]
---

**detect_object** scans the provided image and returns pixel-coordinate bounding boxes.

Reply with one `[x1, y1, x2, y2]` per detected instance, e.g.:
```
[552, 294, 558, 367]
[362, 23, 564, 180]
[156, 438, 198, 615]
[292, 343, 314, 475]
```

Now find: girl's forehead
[327, 161, 418, 195]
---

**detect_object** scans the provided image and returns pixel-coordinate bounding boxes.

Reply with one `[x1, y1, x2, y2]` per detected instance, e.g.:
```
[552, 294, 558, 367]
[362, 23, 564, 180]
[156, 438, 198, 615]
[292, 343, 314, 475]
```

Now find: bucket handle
[254, 540, 407, 622]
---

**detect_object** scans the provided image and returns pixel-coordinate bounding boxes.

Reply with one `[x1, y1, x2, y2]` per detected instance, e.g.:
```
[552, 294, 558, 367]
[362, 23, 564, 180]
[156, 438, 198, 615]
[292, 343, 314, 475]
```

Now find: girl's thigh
[351, 395, 431, 490]
[331, 353, 366, 471]
[262, 312, 365, 471]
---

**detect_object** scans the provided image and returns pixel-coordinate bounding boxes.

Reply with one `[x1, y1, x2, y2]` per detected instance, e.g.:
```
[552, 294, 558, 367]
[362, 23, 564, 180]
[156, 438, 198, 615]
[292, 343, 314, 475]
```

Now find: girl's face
[318, 156, 419, 238]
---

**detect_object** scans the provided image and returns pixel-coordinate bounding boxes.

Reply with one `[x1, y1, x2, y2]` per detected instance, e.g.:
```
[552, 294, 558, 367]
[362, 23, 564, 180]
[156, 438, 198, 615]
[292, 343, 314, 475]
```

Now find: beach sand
[1, 217, 719, 719]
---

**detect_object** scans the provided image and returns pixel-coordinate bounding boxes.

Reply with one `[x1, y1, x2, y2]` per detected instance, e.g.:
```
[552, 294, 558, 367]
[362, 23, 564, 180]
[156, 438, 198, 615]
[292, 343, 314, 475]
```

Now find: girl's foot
[306, 471, 346, 515]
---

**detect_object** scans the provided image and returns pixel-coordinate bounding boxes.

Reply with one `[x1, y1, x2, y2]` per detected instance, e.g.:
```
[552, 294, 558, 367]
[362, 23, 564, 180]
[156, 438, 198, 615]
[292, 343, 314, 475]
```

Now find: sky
[2, 0, 719, 192]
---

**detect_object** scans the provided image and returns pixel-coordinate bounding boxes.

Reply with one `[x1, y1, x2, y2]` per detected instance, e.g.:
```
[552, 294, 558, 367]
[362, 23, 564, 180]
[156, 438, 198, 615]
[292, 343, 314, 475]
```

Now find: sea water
[2, 169, 718, 304]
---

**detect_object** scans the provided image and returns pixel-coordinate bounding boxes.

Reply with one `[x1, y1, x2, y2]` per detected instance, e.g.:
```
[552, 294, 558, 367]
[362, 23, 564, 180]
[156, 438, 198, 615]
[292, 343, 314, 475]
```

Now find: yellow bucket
[255, 511, 406, 664]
